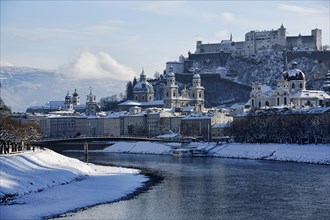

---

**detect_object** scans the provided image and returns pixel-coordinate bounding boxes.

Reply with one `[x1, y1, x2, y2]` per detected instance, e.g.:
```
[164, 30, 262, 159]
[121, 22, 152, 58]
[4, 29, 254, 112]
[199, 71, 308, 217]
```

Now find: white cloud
[278, 4, 321, 14]
[137, 1, 186, 15]
[0, 60, 14, 67]
[215, 30, 230, 40]
[202, 12, 235, 22]
[59, 51, 135, 81]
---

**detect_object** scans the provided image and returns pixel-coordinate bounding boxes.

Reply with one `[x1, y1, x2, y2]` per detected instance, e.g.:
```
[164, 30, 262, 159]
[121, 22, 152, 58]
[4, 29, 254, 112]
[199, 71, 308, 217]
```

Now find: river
[59, 152, 330, 219]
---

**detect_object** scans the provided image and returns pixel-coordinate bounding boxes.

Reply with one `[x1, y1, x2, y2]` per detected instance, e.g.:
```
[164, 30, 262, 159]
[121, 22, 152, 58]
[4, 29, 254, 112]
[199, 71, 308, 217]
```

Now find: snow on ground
[210, 143, 330, 164]
[100, 141, 173, 155]
[0, 149, 147, 219]
[98, 141, 330, 165]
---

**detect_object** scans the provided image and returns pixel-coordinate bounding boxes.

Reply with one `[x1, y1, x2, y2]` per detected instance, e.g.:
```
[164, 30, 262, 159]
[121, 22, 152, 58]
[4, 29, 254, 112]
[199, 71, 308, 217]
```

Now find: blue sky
[1, 1, 329, 80]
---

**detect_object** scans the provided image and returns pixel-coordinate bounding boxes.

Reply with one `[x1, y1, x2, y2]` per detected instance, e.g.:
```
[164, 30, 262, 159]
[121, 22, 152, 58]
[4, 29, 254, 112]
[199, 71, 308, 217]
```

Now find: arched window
[135, 95, 138, 100]
[265, 101, 269, 106]
[292, 83, 295, 89]
[258, 101, 261, 108]
[199, 92, 202, 98]
[284, 97, 287, 105]
[142, 95, 145, 100]
[192, 93, 195, 98]
[173, 92, 176, 97]
[251, 99, 255, 107]
[306, 101, 311, 106]
[166, 92, 169, 97]
[277, 97, 280, 106]
[300, 83, 303, 89]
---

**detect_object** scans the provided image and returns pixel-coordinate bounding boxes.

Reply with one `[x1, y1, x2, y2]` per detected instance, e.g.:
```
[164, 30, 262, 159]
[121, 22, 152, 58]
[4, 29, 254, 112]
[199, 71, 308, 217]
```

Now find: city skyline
[1, 1, 329, 81]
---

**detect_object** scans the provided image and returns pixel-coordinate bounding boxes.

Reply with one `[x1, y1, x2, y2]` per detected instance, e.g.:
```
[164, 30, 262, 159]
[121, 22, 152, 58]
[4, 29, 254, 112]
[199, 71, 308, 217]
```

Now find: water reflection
[60, 153, 330, 220]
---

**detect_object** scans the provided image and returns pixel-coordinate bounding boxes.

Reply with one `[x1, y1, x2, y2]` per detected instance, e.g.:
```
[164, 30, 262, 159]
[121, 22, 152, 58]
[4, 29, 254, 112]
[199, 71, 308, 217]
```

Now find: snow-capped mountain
[0, 66, 127, 112]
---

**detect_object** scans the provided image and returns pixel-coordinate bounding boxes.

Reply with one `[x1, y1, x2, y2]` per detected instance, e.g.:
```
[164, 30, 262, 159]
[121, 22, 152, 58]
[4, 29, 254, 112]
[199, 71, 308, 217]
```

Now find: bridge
[35, 136, 189, 152]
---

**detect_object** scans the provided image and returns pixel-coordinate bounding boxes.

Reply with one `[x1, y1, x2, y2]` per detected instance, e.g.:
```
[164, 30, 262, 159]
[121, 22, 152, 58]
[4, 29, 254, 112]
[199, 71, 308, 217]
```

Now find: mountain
[226, 50, 329, 89]
[0, 66, 127, 112]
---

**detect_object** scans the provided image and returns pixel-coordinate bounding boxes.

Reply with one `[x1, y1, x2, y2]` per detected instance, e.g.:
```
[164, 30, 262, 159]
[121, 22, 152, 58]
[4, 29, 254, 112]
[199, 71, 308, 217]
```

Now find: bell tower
[163, 66, 179, 108]
[86, 87, 97, 116]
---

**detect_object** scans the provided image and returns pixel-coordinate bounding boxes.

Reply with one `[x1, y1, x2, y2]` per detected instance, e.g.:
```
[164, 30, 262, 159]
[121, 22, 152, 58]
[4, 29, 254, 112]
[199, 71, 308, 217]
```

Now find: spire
[140, 68, 146, 81]
[230, 33, 233, 41]
[89, 86, 93, 95]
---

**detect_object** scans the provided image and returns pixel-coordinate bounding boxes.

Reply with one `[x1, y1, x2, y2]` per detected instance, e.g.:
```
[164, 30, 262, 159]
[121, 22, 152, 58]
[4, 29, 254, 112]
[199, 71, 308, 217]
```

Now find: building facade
[250, 62, 330, 109]
[163, 68, 205, 112]
[133, 69, 154, 102]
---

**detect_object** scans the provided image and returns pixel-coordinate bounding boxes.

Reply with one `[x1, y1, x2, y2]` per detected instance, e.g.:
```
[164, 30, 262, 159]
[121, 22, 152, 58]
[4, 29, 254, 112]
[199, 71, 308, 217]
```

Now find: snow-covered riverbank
[0, 149, 147, 219]
[90, 141, 330, 165]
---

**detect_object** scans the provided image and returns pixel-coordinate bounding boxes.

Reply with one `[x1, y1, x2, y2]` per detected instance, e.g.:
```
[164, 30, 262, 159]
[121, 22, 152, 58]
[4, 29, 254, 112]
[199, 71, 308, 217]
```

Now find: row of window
[166, 91, 203, 98]
[251, 97, 288, 108]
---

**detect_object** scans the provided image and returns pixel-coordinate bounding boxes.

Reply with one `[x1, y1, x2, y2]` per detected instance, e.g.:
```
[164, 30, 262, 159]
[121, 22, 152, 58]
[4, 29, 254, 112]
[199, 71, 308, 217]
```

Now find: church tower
[64, 91, 73, 111]
[72, 88, 80, 105]
[86, 87, 97, 116]
[189, 72, 205, 112]
[163, 67, 179, 108]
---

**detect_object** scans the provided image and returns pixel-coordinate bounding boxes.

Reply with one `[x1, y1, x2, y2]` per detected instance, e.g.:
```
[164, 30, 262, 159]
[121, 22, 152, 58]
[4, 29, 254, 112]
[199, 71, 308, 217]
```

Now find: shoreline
[49, 166, 164, 219]
[65, 142, 330, 165]
[0, 149, 149, 219]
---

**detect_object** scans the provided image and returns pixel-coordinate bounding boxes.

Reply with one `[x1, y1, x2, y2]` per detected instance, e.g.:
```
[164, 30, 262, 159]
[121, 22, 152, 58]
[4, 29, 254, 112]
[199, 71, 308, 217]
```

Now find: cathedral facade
[163, 68, 205, 112]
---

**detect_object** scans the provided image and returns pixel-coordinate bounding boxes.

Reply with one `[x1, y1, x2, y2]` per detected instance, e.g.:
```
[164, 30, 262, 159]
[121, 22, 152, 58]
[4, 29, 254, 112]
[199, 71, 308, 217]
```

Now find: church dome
[133, 81, 154, 93]
[193, 73, 201, 79]
[72, 89, 79, 97]
[167, 71, 175, 77]
[283, 62, 305, 81]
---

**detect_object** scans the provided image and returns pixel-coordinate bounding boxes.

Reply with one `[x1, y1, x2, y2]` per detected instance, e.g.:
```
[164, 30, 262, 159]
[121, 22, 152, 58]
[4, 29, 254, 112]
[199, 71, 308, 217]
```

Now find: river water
[60, 152, 330, 219]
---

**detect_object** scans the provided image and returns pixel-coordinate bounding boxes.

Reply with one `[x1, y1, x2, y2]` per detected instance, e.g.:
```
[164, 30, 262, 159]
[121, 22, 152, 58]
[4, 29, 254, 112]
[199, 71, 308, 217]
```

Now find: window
[300, 83, 303, 89]
[252, 99, 255, 107]
[258, 101, 261, 108]
[173, 92, 176, 97]
[277, 97, 280, 106]
[292, 83, 295, 89]
[284, 97, 287, 105]
[166, 92, 169, 97]
[199, 92, 202, 98]
[265, 101, 269, 106]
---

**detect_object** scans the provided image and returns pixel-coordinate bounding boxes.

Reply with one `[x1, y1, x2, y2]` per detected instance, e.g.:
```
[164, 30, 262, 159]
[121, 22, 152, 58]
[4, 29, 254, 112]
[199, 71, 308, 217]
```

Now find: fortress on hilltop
[166, 24, 323, 75]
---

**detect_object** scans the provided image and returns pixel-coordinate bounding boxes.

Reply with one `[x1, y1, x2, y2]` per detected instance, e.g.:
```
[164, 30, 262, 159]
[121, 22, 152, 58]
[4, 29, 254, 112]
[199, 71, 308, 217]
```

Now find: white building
[86, 87, 97, 116]
[250, 62, 330, 109]
[163, 67, 205, 112]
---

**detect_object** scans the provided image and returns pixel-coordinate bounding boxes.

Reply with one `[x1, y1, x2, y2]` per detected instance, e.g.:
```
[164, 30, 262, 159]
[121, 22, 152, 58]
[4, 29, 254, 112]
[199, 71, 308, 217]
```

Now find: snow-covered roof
[291, 90, 330, 99]
[212, 123, 230, 128]
[140, 100, 164, 106]
[182, 113, 218, 120]
[133, 81, 154, 93]
[118, 100, 141, 106]
[261, 85, 273, 94]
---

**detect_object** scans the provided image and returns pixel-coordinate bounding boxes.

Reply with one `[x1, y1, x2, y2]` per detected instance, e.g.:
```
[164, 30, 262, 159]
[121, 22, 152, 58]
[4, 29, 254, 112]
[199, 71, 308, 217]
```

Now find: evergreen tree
[126, 81, 133, 100]
[133, 77, 138, 88]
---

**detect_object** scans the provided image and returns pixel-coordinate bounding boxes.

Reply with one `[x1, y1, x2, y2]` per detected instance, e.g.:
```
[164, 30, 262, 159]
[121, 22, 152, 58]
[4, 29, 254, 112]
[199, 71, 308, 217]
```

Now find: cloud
[0, 60, 14, 67]
[83, 20, 126, 33]
[59, 51, 135, 81]
[137, 1, 186, 15]
[202, 12, 235, 22]
[278, 4, 321, 14]
[215, 30, 230, 40]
